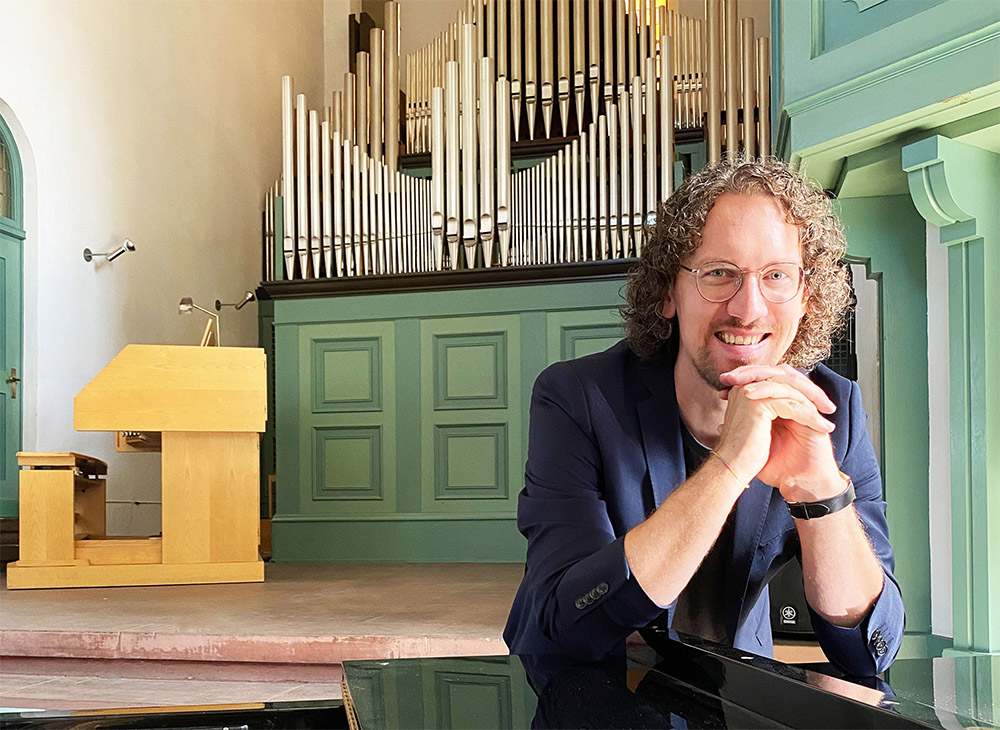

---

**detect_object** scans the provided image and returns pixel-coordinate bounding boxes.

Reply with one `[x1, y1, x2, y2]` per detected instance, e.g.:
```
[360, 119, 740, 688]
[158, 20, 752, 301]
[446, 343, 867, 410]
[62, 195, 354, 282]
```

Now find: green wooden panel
[435, 424, 508, 499]
[519, 311, 549, 460]
[294, 319, 396, 517]
[432, 671, 512, 729]
[312, 337, 381, 411]
[314, 426, 382, 499]
[395, 318, 424, 514]
[546, 308, 626, 364]
[274, 277, 629, 324]
[270, 278, 629, 561]
[818, 0, 948, 55]
[435, 333, 507, 409]
[258, 306, 275, 518]
[421, 314, 521, 515]
[274, 322, 302, 517]
[342, 664, 401, 729]
[271, 517, 525, 562]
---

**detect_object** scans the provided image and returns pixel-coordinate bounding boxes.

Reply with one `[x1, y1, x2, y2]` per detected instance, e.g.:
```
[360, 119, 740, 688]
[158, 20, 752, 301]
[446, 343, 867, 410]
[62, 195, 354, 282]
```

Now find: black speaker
[769, 558, 815, 638]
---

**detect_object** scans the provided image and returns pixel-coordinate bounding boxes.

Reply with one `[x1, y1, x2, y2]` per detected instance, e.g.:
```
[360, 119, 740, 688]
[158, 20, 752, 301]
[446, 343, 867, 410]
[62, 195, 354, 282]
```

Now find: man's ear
[798, 287, 810, 320]
[661, 291, 676, 319]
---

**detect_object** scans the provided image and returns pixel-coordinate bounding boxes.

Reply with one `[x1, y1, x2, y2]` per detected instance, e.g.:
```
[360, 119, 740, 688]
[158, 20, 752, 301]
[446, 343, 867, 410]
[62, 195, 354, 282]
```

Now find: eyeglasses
[679, 261, 807, 304]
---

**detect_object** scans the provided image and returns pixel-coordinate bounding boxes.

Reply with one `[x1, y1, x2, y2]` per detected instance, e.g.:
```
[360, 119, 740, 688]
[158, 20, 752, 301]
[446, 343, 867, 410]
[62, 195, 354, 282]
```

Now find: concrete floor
[0, 562, 523, 712]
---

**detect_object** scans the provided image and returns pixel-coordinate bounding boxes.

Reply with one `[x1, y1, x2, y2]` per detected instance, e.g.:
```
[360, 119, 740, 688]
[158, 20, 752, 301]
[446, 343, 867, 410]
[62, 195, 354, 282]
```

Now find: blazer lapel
[634, 356, 686, 511]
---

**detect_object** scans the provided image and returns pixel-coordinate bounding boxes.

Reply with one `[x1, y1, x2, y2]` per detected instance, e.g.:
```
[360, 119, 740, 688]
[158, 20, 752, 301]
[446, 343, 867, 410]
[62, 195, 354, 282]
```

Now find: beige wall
[0, 0, 324, 535]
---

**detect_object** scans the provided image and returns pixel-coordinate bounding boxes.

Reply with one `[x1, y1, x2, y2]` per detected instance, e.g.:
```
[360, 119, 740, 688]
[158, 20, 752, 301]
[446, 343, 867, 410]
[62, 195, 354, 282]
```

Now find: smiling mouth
[717, 332, 769, 346]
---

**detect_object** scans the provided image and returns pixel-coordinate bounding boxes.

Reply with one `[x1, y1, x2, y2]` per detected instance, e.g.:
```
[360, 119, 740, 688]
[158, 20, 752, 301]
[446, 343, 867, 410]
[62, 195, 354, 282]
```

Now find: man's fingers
[722, 365, 836, 414]
[741, 382, 835, 434]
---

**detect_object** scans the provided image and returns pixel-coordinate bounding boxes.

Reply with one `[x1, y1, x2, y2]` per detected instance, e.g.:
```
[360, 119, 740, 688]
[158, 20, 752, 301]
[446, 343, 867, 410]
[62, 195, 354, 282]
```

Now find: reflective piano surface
[1, 632, 994, 729]
[342, 631, 997, 729]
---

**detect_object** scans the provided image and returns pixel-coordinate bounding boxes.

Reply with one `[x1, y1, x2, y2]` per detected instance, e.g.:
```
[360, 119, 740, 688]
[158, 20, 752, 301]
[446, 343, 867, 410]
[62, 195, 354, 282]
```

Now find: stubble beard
[691, 317, 781, 391]
[692, 344, 753, 391]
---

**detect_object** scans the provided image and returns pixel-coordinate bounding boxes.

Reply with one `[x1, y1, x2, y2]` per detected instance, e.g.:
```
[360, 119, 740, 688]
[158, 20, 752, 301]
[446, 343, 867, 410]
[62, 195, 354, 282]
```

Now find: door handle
[5, 368, 21, 399]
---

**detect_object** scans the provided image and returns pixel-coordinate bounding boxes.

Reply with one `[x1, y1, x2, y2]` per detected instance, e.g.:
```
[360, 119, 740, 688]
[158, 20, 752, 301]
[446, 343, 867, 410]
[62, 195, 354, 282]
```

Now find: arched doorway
[0, 111, 25, 528]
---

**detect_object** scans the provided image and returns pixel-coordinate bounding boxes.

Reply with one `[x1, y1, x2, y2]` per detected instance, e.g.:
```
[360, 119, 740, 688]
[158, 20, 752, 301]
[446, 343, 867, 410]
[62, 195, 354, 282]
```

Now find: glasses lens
[696, 263, 742, 302]
[760, 264, 803, 303]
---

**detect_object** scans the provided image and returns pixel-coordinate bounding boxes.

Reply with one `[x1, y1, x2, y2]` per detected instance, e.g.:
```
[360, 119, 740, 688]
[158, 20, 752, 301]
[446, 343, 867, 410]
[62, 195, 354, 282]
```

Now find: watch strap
[786, 477, 856, 520]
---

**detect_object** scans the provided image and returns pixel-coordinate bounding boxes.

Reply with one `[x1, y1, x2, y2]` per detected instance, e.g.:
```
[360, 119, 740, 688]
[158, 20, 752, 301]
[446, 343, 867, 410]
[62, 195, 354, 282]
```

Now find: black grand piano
[1, 631, 995, 728]
[339, 629, 996, 729]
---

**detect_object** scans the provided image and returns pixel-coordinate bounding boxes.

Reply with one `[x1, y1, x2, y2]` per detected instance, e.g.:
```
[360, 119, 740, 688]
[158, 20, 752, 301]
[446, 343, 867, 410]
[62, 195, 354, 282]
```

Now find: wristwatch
[785, 476, 856, 520]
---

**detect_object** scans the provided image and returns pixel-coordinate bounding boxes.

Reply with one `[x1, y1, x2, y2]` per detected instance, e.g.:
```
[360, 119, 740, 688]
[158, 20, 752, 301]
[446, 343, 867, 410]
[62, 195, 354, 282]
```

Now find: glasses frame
[679, 261, 809, 304]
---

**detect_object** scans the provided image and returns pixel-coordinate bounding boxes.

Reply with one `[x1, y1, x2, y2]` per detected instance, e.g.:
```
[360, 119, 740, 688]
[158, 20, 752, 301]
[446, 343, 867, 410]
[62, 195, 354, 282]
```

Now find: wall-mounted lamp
[215, 291, 256, 311]
[179, 297, 220, 347]
[84, 239, 136, 262]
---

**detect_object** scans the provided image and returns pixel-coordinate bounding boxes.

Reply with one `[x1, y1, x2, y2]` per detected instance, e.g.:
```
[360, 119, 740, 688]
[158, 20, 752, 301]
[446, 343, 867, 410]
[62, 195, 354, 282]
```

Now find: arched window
[0, 132, 11, 219]
[0, 113, 24, 234]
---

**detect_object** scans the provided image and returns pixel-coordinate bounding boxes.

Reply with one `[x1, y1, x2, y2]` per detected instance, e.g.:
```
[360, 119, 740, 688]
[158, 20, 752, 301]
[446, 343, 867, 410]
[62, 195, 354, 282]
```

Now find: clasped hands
[714, 364, 845, 503]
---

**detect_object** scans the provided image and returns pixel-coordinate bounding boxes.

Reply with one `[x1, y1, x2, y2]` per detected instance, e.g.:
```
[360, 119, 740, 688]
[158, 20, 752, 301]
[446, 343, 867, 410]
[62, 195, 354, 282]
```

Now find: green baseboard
[272, 517, 526, 562]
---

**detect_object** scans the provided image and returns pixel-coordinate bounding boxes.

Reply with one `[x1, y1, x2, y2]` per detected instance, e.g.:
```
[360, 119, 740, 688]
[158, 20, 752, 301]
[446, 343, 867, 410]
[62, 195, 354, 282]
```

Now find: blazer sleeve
[511, 360, 664, 661]
[807, 378, 905, 676]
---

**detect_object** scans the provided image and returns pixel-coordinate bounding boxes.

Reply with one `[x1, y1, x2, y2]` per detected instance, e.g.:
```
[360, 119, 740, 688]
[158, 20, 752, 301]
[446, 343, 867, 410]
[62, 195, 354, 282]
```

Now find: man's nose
[726, 273, 770, 322]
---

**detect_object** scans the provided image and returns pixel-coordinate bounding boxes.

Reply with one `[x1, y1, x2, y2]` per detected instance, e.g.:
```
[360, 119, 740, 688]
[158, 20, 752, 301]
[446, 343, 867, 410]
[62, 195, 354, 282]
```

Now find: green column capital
[902, 134, 1000, 244]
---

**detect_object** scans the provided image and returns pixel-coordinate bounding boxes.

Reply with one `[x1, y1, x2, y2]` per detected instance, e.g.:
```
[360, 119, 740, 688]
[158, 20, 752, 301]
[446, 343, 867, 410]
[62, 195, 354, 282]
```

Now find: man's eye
[765, 269, 788, 281]
[705, 268, 736, 279]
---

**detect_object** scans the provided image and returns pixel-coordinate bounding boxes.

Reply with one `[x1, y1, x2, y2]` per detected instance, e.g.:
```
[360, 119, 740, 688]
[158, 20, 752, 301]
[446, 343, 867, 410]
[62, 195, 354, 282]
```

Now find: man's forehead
[693, 193, 803, 260]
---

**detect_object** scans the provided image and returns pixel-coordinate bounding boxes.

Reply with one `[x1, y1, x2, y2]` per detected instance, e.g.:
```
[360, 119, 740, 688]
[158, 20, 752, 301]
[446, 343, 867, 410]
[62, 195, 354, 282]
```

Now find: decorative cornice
[783, 22, 1000, 119]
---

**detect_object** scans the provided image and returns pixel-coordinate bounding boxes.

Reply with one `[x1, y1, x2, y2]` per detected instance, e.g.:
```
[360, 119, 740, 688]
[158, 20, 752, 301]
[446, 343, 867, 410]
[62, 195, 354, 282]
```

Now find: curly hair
[622, 157, 851, 369]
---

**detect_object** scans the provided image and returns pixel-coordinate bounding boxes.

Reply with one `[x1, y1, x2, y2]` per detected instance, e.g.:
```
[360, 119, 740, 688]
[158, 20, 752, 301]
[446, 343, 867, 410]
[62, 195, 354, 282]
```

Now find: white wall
[0, 0, 324, 535]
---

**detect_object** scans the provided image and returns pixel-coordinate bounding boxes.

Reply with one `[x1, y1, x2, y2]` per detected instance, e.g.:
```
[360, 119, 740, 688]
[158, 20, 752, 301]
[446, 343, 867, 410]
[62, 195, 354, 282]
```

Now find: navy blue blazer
[503, 341, 904, 676]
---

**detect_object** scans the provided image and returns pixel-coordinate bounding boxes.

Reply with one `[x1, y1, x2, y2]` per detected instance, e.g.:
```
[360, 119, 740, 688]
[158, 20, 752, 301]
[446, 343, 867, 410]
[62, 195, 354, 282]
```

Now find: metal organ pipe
[266, 0, 774, 279]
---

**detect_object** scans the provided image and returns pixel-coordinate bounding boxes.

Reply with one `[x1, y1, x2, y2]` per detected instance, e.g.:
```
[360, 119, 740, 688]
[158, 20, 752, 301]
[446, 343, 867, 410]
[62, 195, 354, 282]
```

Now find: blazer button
[597, 582, 608, 594]
[870, 629, 882, 644]
[875, 640, 887, 657]
[588, 588, 600, 600]
[575, 597, 587, 610]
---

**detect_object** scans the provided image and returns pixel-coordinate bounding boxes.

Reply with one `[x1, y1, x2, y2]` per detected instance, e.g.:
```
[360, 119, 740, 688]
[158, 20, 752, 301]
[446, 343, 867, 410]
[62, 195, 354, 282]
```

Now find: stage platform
[0, 562, 523, 710]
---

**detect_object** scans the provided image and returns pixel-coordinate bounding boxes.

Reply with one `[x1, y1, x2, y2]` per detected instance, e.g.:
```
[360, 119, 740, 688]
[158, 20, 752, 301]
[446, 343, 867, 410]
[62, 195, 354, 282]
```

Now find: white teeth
[720, 333, 763, 346]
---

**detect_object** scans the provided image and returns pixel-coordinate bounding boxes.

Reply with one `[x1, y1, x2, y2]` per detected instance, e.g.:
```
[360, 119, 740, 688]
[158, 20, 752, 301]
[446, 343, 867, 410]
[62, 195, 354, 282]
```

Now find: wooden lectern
[6, 345, 267, 589]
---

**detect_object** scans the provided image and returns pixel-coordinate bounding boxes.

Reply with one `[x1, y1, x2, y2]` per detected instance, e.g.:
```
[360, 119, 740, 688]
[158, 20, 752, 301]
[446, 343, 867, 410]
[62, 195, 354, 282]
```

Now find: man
[503, 157, 903, 677]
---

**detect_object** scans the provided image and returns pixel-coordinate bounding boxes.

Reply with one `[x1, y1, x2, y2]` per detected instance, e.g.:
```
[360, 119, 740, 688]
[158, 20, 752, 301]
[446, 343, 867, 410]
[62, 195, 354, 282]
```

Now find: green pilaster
[835, 194, 931, 639]
[903, 135, 1000, 656]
